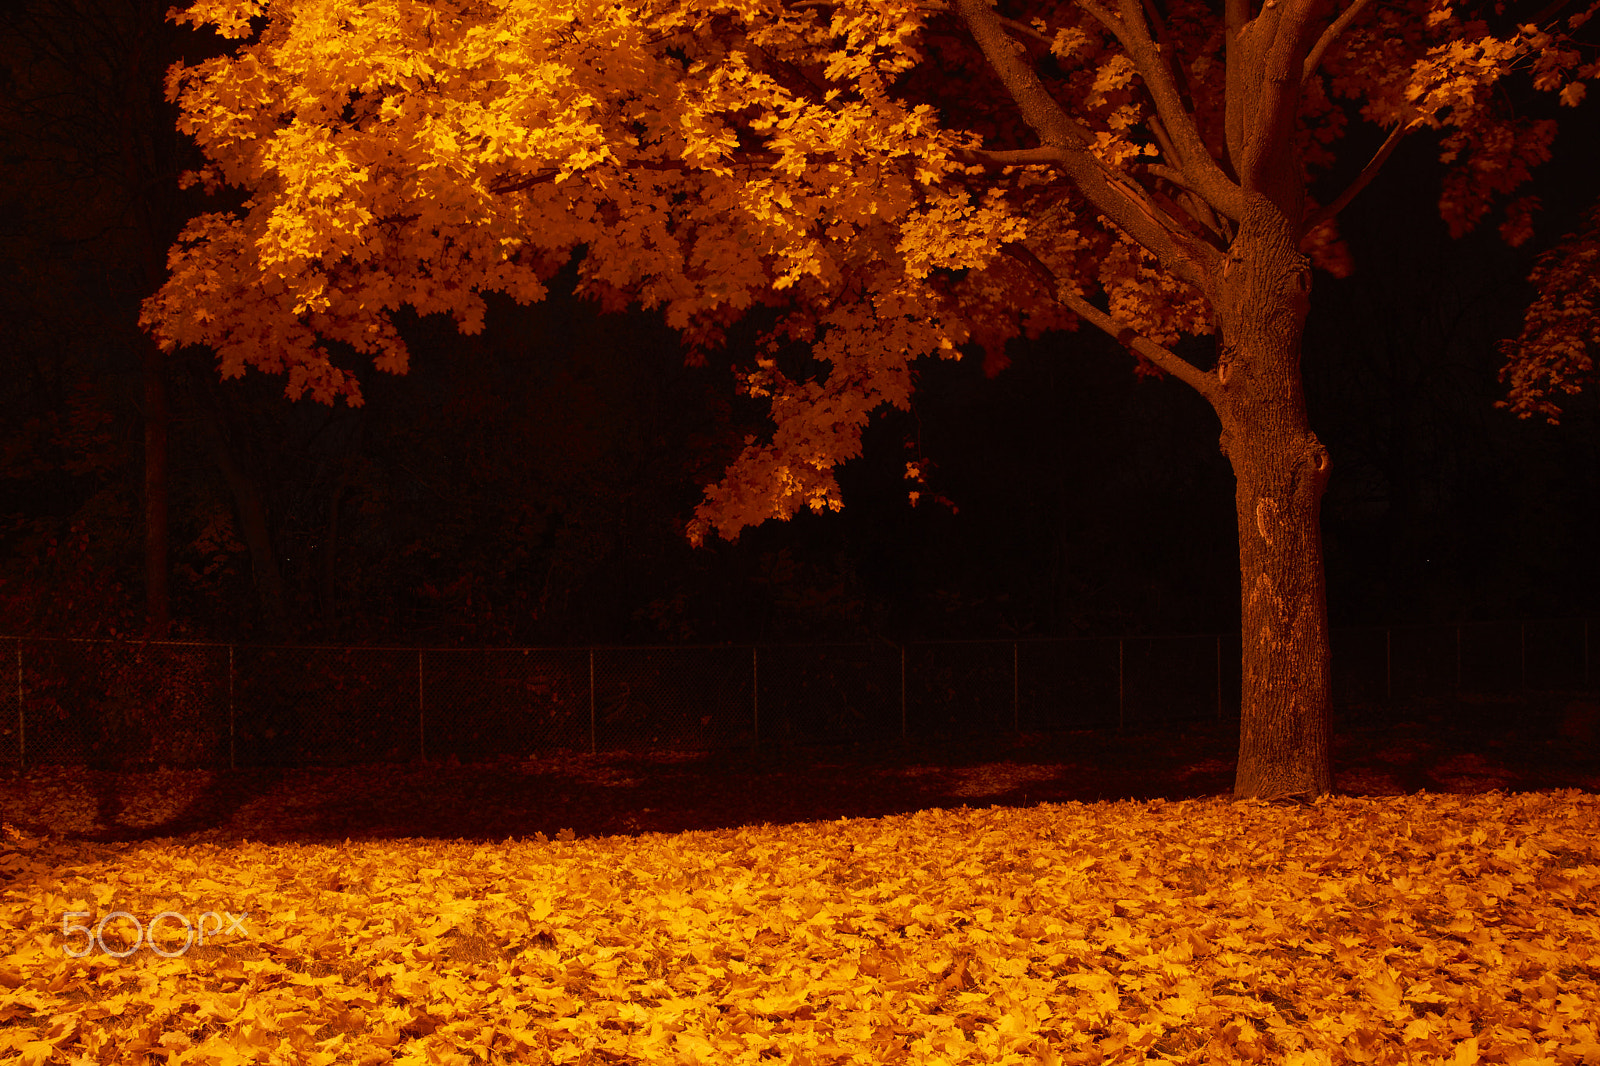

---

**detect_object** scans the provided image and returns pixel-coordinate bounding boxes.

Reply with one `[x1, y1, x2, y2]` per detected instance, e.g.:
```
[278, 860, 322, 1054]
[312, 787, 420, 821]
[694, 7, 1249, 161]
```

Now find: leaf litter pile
[3, 786, 1599, 1065]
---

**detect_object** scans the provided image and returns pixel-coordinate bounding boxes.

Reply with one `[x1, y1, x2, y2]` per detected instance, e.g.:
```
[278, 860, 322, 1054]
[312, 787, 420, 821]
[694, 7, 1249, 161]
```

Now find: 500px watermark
[62, 911, 250, 958]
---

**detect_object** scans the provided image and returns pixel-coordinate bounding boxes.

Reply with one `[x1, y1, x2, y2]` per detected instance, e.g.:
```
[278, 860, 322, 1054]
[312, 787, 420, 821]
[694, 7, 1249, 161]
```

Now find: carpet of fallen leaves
[0, 695, 1597, 1065]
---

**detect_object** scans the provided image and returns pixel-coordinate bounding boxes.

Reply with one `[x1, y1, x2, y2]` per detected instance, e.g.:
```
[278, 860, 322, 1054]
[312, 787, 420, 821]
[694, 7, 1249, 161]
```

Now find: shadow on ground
[1, 692, 1595, 845]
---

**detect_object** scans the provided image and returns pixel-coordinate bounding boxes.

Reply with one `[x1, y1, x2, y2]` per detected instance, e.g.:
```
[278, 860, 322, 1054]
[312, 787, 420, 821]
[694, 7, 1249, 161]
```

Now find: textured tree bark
[1210, 198, 1334, 801]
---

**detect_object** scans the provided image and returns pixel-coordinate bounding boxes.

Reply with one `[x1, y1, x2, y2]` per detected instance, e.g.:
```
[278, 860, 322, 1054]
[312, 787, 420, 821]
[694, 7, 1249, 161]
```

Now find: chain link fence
[0, 617, 1592, 768]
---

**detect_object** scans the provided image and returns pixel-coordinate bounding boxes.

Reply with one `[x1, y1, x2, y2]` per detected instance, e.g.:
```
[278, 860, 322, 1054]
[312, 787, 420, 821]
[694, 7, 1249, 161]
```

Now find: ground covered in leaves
[0, 694, 1596, 1064]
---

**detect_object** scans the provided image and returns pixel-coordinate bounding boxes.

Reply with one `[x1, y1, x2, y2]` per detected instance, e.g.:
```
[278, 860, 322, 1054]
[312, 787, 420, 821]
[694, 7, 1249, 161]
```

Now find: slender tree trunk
[319, 417, 363, 625]
[320, 479, 346, 624]
[141, 334, 171, 639]
[1210, 199, 1334, 800]
[116, 0, 175, 643]
[194, 382, 289, 636]
[218, 441, 289, 636]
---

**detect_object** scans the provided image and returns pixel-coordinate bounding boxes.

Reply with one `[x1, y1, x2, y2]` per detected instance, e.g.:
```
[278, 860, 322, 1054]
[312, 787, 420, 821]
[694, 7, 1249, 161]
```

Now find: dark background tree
[1, 0, 1594, 694]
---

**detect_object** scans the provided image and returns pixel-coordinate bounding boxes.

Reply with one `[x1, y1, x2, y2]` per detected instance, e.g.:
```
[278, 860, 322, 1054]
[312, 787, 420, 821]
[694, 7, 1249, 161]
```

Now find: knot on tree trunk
[1296, 433, 1332, 499]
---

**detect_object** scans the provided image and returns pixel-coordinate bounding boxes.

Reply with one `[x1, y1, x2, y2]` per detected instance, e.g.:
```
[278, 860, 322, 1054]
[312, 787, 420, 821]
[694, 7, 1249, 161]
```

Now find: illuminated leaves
[3, 791, 1600, 1063]
[1435, 119, 1557, 240]
[1498, 202, 1600, 423]
[165, 0, 265, 39]
[897, 187, 1026, 280]
[142, 0, 1597, 542]
[1314, 4, 1587, 250]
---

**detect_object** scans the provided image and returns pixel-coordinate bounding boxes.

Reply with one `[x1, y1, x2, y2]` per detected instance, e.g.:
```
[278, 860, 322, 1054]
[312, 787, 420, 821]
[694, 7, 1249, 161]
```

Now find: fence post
[1118, 639, 1124, 733]
[14, 633, 22, 768]
[228, 644, 235, 772]
[900, 644, 907, 741]
[418, 649, 426, 762]
[1012, 641, 1019, 734]
[589, 649, 596, 755]
[752, 645, 759, 748]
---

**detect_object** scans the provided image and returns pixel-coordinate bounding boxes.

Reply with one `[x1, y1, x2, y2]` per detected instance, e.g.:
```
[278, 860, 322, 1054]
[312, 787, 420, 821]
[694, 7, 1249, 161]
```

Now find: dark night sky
[1, 0, 1596, 651]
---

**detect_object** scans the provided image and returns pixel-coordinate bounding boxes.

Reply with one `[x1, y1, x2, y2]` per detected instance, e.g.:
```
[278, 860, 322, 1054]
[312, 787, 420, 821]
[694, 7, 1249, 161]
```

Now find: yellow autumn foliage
[2, 790, 1598, 1064]
[141, 0, 1598, 544]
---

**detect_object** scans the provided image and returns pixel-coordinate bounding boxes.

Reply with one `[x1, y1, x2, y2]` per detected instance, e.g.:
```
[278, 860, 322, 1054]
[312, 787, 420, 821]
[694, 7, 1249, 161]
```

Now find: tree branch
[1142, 0, 1207, 132]
[1299, 121, 1404, 233]
[1141, 114, 1225, 238]
[1141, 164, 1231, 240]
[1226, 0, 1250, 44]
[1233, 0, 1332, 192]
[1151, 184, 1229, 242]
[953, 146, 1071, 167]
[952, 0, 1098, 152]
[488, 170, 559, 194]
[1301, 0, 1377, 85]
[992, 13, 1056, 48]
[488, 152, 784, 194]
[968, 144, 1222, 269]
[1004, 242, 1220, 404]
[1142, 161, 1203, 197]
[1141, 0, 1173, 49]
[954, 0, 1219, 288]
[1145, 114, 1182, 169]
[1074, 0, 1247, 221]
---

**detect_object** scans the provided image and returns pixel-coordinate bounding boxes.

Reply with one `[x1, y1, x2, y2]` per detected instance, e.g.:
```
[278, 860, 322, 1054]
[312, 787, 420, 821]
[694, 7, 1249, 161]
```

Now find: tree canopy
[142, 0, 1596, 542]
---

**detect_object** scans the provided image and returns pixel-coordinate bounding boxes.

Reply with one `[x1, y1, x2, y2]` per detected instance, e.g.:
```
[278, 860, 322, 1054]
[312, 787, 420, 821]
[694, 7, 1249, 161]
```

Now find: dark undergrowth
[1, 691, 1596, 846]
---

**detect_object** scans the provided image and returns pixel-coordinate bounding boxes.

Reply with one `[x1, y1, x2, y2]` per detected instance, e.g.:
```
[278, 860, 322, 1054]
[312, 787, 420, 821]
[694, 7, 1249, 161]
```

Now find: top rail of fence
[2, 615, 1592, 769]
[2, 614, 1594, 654]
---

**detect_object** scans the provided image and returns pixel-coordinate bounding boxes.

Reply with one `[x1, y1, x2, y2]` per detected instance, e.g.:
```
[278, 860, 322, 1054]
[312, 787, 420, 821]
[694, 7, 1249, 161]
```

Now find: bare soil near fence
[1, 692, 1596, 845]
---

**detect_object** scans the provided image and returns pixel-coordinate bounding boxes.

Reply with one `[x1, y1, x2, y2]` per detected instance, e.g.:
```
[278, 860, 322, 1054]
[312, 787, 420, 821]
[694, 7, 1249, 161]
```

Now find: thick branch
[1143, 167, 1231, 240]
[1299, 121, 1405, 233]
[959, 145, 1215, 260]
[1239, 0, 1331, 192]
[1301, 0, 1377, 84]
[1004, 243, 1221, 405]
[1145, 114, 1182, 170]
[1075, 0, 1247, 220]
[953, 0, 1097, 151]
[1105, 170, 1229, 254]
[489, 170, 559, 194]
[1140, 0, 1173, 49]
[1143, 161, 1206, 198]
[488, 152, 783, 194]
[954, 0, 1217, 287]
[1226, 0, 1250, 42]
[953, 146, 1071, 167]
[1140, 115, 1224, 240]
[992, 13, 1056, 48]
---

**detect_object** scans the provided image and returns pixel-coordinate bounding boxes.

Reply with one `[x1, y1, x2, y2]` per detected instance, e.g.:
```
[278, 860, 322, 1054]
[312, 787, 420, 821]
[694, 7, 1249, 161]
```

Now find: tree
[0, 0, 191, 637]
[1500, 200, 1600, 423]
[141, 0, 1595, 799]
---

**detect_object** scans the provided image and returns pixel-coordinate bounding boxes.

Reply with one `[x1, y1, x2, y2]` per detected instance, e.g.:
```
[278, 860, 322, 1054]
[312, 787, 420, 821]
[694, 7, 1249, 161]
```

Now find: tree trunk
[194, 380, 289, 636]
[141, 334, 171, 638]
[319, 480, 345, 624]
[319, 416, 363, 625]
[1210, 199, 1334, 801]
[219, 442, 290, 637]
